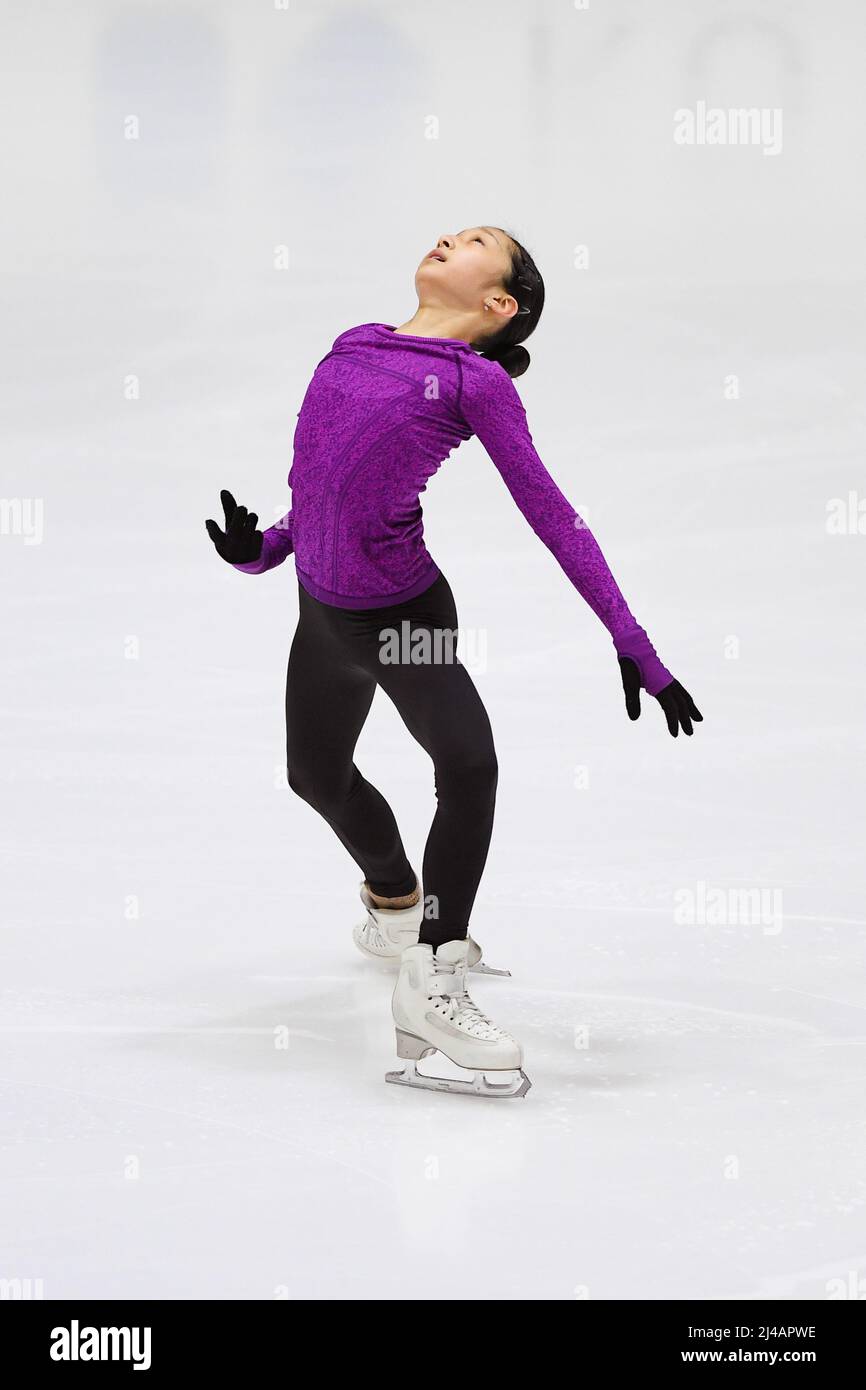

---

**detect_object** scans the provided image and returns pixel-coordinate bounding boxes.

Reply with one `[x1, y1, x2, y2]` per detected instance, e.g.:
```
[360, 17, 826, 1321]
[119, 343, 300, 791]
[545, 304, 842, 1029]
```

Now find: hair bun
[482, 343, 531, 379]
[498, 344, 530, 379]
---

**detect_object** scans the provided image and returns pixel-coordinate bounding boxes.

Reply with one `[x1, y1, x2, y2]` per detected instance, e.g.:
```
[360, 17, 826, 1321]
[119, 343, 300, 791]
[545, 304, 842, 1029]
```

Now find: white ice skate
[352, 880, 510, 976]
[386, 939, 531, 1098]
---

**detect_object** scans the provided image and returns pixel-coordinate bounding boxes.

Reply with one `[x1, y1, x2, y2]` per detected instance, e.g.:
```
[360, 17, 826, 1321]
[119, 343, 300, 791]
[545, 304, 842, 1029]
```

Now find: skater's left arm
[458, 362, 703, 736]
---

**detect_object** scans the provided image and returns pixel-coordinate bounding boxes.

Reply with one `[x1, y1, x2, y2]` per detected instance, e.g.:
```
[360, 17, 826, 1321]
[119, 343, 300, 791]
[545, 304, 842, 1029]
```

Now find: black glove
[618, 658, 703, 738]
[205, 489, 263, 565]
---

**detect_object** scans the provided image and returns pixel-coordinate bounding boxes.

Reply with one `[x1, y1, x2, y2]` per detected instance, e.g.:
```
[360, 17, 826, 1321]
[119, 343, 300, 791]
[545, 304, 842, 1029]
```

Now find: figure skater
[206, 225, 702, 1097]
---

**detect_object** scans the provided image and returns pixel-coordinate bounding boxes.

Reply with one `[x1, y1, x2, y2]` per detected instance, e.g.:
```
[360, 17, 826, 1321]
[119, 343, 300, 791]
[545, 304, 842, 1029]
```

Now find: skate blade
[470, 960, 511, 977]
[385, 1061, 531, 1099]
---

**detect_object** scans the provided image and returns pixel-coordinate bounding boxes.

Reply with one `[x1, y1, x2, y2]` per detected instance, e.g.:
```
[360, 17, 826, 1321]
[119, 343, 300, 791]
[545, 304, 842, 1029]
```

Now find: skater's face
[416, 226, 518, 328]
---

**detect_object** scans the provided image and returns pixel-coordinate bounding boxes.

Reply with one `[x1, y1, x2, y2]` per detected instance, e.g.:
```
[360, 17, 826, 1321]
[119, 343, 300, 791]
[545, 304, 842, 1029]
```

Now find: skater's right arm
[232, 508, 294, 575]
[205, 489, 294, 575]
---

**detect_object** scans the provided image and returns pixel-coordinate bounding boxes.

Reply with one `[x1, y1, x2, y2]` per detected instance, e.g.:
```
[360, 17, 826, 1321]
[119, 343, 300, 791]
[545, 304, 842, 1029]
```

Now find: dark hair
[474, 229, 545, 379]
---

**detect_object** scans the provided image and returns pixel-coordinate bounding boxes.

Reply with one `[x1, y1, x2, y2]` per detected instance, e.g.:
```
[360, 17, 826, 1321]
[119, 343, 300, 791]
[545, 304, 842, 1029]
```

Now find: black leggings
[285, 572, 498, 948]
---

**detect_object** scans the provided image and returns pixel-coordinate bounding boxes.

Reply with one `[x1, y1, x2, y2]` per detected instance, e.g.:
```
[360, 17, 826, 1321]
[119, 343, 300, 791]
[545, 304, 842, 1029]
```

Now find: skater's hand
[205, 489, 263, 565]
[618, 658, 703, 738]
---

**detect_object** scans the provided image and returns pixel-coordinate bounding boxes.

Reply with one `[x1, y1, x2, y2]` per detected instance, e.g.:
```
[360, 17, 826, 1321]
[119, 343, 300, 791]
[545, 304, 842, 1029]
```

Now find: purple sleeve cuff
[233, 553, 270, 575]
[613, 625, 673, 696]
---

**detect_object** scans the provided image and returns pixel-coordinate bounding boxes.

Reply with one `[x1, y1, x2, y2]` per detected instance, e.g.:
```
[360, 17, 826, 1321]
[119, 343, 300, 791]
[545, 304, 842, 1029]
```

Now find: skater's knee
[287, 758, 356, 813]
[437, 747, 498, 804]
[287, 760, 317, 805]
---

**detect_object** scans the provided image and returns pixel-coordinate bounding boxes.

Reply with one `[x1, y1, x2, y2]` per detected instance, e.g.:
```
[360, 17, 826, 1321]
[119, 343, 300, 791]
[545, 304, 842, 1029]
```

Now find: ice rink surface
[2, 1, 865, 1299]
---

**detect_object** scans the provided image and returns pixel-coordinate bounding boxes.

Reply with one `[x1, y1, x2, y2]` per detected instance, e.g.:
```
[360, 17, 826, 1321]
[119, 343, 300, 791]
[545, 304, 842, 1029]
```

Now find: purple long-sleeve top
[235, 322, 672, 694]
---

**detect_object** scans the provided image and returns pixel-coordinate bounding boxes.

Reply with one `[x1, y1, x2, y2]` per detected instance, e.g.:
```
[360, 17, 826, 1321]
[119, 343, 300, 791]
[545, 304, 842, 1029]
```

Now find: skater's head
[415, 226, 544, 379]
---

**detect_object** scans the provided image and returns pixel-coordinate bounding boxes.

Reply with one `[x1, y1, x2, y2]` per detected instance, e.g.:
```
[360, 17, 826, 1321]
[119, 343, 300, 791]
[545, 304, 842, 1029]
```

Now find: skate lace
[433, 962, 507, 1041]
[360, 919, 387, 951]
